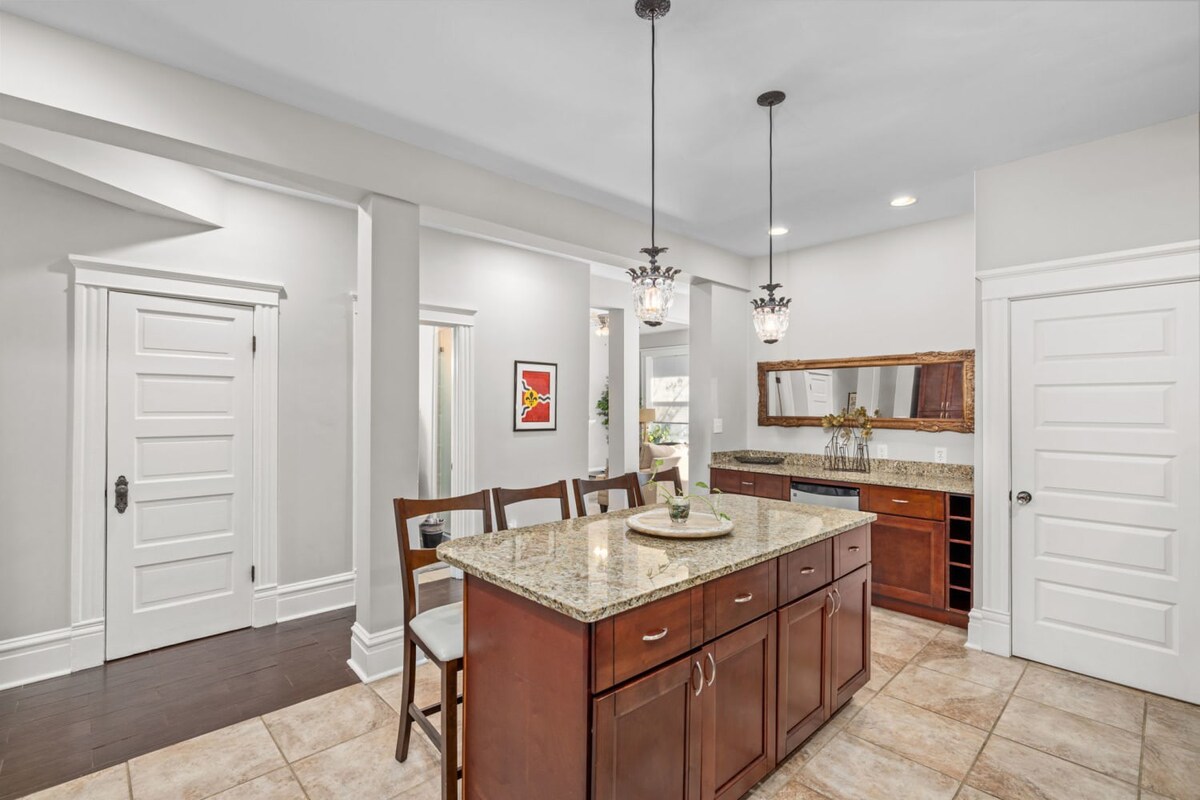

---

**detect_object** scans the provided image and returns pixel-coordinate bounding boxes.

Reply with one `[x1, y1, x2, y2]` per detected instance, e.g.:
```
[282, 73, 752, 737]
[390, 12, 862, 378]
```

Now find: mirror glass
[758, 351, 973, 432]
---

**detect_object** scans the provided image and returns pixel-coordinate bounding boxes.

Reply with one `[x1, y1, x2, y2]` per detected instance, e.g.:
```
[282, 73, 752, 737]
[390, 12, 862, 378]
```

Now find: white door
[106, 292, 255, 659]
[1011, 280, 1200, 702]
[805, 370, 832, 416]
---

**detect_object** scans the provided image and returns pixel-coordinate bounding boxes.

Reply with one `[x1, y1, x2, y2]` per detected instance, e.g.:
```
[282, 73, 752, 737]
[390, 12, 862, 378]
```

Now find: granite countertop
[711, 451, 974, 495]
[438, 494, 875, 623]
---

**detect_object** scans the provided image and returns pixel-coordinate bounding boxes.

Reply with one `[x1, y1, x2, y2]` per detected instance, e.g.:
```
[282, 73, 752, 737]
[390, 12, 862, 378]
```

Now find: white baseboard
[1, 571, 356, 690]
[0, 627, 73, 691]
[967, 607, 1012, 657]
[348, 621, 407, 683]
[277, 571, 356, 622]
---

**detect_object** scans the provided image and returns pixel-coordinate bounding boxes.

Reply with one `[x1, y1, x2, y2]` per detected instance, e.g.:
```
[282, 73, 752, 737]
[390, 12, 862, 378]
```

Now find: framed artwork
[514, 360, 557, 431]
[846, 391, 858, 411]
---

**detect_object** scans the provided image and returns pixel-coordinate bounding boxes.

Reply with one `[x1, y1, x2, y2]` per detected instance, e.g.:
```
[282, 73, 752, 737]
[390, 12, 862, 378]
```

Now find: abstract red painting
[513, 360, 557, 431]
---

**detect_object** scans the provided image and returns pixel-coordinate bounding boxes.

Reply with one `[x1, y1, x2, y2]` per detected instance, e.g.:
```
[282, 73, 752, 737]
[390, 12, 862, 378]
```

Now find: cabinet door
[753, 473, 789, 501]
[832, 565, 871, 710]
[593, 653, 703, 800]
[710, 468, 749, 495]
[776, 588, 832, 758]
[870, 513, 946, 608]
[942, 362, 964, 418]
[701, 615, 777, 800]
[915, 363, 949, 418]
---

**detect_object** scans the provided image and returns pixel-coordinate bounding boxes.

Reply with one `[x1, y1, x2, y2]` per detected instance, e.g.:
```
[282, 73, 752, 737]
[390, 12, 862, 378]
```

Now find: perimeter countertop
[711, 451, 974, 495]
[438, 494, 875, 623]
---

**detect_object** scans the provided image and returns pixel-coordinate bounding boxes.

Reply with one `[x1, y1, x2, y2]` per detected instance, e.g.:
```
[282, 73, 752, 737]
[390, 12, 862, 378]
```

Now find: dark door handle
[114, 475, 129, 514]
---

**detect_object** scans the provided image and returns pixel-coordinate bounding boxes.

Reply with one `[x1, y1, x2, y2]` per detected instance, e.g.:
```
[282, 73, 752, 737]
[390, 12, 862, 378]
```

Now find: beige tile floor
[25, 607, 1200, 800]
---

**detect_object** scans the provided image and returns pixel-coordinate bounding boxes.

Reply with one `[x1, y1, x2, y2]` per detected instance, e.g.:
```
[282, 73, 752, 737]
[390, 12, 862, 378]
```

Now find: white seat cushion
[409, 601, 464, 662]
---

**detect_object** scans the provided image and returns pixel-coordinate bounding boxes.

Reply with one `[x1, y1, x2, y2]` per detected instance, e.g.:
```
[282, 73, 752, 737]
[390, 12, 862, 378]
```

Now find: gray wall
[420, 228, 591, 525]
[0, 166, 356, 640]
[976, 115, 1200, 271]
[745, 214, 977, 464]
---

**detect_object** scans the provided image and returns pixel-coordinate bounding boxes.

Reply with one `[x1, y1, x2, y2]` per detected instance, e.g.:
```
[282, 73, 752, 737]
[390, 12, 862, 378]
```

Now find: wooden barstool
[637, 465, 684, 502]
[572, 473, 642, 516]
[492, 480, 572, 531]
[393, 491, 493, 800]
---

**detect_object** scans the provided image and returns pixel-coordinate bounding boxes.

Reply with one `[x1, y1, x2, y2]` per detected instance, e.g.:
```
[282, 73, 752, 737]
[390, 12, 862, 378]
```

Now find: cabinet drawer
[753, 473, 789, 501]
[781, 539, 832, 604]
[833, 525, 870, 578]
[711, 468, 750, 495]
[609, 590, 696, 686]
[864, 485, 944, 521]
[705, 562, 774, 641]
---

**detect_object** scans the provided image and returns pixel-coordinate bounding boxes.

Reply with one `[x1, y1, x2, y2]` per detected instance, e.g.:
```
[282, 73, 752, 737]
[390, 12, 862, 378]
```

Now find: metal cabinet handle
[799, 566, 816, 575]
[833, 587, 843, 613]
[692, 660, 704, 696]
[114, 475, 129, 514]
[642, 627, 668, 642]
[705, 652, 717, 686]
[827, 591, 835, 618]
[733, 592, 754, 604]
[848, 545, 861, 552]
[891, 499, 909, 504]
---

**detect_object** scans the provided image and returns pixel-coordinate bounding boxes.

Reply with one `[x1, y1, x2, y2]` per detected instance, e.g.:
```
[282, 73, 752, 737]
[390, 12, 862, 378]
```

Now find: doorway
[418, 324, 455, 501]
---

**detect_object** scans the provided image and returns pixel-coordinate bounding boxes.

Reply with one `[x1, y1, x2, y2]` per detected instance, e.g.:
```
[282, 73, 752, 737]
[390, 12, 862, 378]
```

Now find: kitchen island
[439, 493, 876, 800]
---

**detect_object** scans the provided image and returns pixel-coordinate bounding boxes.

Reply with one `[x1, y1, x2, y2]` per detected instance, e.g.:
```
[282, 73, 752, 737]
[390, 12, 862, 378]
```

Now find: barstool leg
[440, 661, 460, 799]
[395, 635, 417, 762]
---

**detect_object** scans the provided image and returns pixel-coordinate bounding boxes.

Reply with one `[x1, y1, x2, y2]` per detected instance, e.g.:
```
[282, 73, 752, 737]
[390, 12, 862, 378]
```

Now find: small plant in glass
[645, 459, 731, 523]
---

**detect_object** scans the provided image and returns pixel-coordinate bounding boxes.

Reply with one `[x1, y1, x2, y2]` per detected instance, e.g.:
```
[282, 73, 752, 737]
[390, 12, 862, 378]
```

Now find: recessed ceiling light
[890, 195, 918, 208]
[768, 226, 789, 235]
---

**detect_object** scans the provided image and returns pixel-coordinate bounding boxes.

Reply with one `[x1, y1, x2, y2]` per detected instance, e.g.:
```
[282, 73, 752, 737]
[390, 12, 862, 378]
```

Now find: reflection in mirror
[758, 351, 973, 432]
[765, 363, 964, 419]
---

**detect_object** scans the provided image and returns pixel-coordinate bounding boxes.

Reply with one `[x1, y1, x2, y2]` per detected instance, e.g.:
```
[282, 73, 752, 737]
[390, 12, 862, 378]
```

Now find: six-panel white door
[1011, 280, 1200, 702]
[106, 292, 255, 659]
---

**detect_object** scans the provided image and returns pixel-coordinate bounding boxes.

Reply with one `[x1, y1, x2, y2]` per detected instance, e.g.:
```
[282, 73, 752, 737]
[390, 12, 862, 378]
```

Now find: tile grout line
[124, 761, 132, 800]
[1136, 694, 1148, 796]
[951, 657, 1030, 798]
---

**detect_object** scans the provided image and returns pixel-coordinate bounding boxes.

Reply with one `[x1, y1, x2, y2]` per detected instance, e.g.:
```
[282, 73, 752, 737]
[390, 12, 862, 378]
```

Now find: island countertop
[437, 494, 876, 623]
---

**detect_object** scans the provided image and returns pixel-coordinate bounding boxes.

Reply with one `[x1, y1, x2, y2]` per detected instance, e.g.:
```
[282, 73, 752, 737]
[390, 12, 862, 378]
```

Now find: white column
[606, 308, 640, 474]
[350, 193, 421, 681]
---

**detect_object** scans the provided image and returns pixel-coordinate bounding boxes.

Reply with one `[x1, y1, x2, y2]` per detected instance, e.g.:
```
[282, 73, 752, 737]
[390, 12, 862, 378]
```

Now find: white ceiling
[3, 0, 1197, 256]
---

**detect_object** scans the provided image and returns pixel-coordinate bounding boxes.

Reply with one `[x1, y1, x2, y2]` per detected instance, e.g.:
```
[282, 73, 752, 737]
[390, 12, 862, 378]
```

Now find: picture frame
[846, 391, 858, 411]
[513, 360, 558, 432]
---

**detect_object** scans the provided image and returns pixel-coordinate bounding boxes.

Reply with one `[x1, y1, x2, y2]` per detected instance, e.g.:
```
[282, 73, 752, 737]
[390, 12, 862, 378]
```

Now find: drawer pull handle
[642, 627, 669, 642]
[891, 499, 910, 504]
[704, 652, 717, 686]
[848, 545, 861, 552]
[799, 566, 816, 575]
[733, 592, 754, 604]
[741, 481, 754, 486]
[692, 660, 704, 696]
[827, 591, 836, 618]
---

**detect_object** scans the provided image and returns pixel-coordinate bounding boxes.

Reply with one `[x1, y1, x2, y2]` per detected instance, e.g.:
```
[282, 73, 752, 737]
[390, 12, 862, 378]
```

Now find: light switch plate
[876, 444, 889, 459]
[713, 417, 723, 434]
[934, 447, 948, 463]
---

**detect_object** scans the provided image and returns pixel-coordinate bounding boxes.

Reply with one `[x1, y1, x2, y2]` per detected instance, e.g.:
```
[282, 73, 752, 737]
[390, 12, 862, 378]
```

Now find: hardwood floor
[0, 577, 463, 800]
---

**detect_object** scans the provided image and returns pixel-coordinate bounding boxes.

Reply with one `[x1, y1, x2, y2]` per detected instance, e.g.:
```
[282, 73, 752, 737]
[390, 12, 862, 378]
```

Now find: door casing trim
[69, 255, 283, 670]
[972, 240, 1200, 657]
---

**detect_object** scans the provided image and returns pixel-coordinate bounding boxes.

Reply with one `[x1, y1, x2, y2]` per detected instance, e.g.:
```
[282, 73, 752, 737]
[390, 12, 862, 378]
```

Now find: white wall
[977, 115, 1200, 271]
[745, 214, 976, 464]
[0, 165, 356, 641]
[419, 228, 590, 525]
[691, 282, 751, 486]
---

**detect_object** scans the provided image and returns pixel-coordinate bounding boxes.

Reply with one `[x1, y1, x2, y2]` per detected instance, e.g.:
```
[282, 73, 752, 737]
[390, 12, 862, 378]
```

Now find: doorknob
[114, 475, 129, 514]
[1015, 491, 1032, 505]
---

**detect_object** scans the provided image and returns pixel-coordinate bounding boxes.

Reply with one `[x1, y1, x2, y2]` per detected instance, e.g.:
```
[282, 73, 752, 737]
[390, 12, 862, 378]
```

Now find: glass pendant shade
[752, 287, 791, 344]
[629, 248, 679, 327]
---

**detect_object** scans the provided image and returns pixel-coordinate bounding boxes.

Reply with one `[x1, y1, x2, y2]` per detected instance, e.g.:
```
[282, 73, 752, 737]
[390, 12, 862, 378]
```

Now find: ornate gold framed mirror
[757, 350, 975, 433]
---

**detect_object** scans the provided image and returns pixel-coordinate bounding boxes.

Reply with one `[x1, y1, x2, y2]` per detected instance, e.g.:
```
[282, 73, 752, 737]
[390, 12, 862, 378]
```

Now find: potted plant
[644, 459, 732, 525]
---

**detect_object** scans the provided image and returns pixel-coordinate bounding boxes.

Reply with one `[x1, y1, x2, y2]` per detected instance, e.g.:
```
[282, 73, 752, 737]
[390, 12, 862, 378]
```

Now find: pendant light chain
[768, 101, 774, 286]
[650, 16, 656, 249]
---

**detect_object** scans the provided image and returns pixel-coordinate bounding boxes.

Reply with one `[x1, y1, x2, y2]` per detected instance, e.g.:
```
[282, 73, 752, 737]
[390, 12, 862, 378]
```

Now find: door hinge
[251, 565, 256, 582]
[252, 335, 257, 354]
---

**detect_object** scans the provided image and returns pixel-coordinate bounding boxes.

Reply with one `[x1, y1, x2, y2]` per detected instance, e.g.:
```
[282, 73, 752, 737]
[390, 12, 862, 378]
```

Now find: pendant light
[628, 0, 680, 327]
[751, 90, 792, 344]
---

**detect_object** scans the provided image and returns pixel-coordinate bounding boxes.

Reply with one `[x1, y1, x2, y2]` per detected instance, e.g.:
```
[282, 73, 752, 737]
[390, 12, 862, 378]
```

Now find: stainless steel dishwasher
[790, 480, 861, 510]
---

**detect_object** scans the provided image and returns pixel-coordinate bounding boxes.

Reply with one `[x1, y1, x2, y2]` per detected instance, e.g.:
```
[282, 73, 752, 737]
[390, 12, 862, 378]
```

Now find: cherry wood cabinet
[916, 362, 964, 420]
[708, 468, 787, 501]
[593, 653, 703, 800]
[832, 565, 871, 709]
[703, 615, 777, 800]
[776, 588, 832, 756]
[869, 514, 946, 609]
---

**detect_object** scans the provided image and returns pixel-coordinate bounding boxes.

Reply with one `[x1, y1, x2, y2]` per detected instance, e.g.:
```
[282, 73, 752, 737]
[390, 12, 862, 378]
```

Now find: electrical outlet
[713, 417, 724, 434]
[934, 447, 948, 464]
[876, 444, 889, 459]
